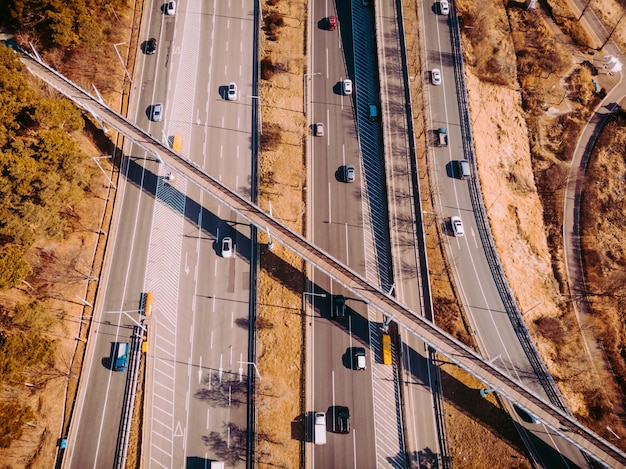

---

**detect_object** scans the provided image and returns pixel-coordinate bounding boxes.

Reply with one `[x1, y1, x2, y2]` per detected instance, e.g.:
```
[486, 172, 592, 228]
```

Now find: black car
[335, 406, 350, 433]
[146, 38, 157, 55]
[332, 295, 346, 321]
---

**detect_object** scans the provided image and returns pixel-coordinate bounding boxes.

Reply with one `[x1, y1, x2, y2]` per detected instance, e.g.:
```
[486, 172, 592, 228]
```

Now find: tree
[0, 248, 32, 290]
[0, 401, 35, 448]
[13, 300, 56, 331]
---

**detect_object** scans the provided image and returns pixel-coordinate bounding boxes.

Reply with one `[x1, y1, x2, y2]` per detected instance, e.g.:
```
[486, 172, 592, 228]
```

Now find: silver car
[440, 0, 450, 15]
[221, 237, 233, 258]
[151, 103, 163, 122]
[345, 164, 355, 183]
[227, 82, 237, 101]
[450, 216, 464, 237]
[431, 68, 442, 85]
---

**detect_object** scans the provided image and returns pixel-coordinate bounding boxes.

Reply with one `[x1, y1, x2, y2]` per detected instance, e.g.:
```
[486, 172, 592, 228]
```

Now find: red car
[328, 16, 337, 30]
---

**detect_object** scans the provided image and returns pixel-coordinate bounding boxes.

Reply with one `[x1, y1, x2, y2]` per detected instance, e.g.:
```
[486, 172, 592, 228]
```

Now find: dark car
[332, 295, 346, 321]
[335, 406, 350, 433]
[146, 38, 157, 54]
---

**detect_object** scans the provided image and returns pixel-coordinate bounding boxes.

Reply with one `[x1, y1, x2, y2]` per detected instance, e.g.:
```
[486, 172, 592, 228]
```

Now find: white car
[221, 237, 233, 258]
[227, 82, 238, 101]
[151, 103, 163, 122]
[166, 0, 176, 15]
[314, 122, 324, 137]
[343, 79, 353, 95]
[450, 216, 464, 237]
[440, 0, 450, 15]
[431, 68, 442, 85]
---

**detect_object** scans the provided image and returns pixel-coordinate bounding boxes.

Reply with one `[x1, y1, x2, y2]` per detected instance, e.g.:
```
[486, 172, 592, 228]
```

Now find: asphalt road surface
[419, 2, 590, 467]
[64, 1, 255, 468]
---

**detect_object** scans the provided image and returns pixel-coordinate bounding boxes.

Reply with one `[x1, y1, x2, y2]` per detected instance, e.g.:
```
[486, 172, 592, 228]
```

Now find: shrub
[261, 56, 276, 80]
[0, 248, 32, 291]
[0, 401, 35, 448]
[13, 300, 57, 332]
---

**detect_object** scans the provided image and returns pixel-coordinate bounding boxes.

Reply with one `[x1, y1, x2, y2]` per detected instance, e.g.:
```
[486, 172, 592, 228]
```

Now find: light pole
[302, 291, 327, 316]
[239, 361, 261, 379]
[486, 191, 502, 212]
[113, 43, 132, 84]
[303, 72, 321, 115]
[93, 156, 116, 189]
[248, 95, 262, 135]
[521, 301, 541, 317]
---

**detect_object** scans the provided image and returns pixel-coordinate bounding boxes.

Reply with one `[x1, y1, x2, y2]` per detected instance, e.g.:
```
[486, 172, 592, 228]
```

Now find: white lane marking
[231, 310, 234, 328]
[326, 47, 329, 79]
[327, 108, 330, 146]
[219, 354, 223, 382]
[353, 429, 357, 468]
[331, 370, 336, 432]
[229, 345, 233, 366]
[328, 182, 332, 224]
[198, 356, 203, 383]
[345, 223, 349, 264]
[210, 331, 214, 349]
[206, 410, 210, 429]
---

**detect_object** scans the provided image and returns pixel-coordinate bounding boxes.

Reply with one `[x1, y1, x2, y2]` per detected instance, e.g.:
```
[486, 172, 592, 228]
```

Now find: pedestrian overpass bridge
[20, 51, 625, 468]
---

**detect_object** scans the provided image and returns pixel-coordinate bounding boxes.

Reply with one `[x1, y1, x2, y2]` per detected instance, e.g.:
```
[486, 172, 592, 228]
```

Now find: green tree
[0, 248, 32, 290]
[33, 97, 84, 132]
[0, 401, 35, 448]
[0, 331, 56, 383]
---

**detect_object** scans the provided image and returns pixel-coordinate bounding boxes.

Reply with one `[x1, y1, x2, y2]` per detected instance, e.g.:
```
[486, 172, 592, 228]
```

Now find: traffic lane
[69, 320, 135, 468]
[400, 331, 441, 456]
[312, 305, 375, 467]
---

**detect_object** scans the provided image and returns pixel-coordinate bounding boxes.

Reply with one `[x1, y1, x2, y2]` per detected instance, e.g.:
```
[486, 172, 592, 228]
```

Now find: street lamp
[113, 42, 132, 84]
[239, 361, 261, 380]
[486, 191, 502, 212]
[303, 72, 321, 115]
[302, 291, 327, 316]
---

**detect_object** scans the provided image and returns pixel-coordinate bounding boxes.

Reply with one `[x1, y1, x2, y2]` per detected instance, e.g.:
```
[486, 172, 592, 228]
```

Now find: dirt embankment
[456, 0, 626, 447]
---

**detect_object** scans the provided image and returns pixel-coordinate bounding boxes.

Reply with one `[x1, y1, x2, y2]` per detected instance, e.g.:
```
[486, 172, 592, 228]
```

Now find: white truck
[314, 412, 327, 445]
[438, 127, 448, 147]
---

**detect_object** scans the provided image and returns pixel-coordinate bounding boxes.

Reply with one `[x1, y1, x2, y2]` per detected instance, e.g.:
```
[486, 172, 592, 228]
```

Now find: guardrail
[447, 7, 568, 412]
[392, 0, 451, 465]
[113, 326, 144, 468]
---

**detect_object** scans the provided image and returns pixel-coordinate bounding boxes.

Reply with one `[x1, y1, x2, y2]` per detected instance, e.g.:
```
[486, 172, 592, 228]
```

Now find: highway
[308, 0, 381, 466]
[61, 0, 255, 467]
[419, 2, 590, 467]
[23, 43, 626, 467]
[22, 0, 626, 465]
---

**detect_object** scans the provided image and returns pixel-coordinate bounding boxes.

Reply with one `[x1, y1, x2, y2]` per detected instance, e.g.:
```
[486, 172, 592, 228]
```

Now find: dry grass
[458, 0, 626, 448]
[580, 110, 626, 426]
[255, 0, 307, 467]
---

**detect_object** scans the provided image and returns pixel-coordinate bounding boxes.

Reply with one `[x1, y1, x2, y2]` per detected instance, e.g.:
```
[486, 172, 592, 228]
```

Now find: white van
[314, 412, 327, 445]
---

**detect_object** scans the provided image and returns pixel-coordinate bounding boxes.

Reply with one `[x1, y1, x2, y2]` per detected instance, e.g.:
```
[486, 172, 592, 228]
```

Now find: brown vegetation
[255, 0, 307, 468]
[458, 0, 626, 447]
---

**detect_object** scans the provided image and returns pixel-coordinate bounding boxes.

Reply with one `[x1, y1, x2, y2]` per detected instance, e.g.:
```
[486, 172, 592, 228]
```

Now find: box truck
[112, 342, 130, 372]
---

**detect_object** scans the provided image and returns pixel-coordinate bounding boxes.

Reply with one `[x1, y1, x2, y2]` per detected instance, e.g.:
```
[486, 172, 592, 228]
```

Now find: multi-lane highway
[307, 1, 382, 466]
[419, 2, 591, 467]
[62, 1, 255, 467]
[28, 0, 626, 466]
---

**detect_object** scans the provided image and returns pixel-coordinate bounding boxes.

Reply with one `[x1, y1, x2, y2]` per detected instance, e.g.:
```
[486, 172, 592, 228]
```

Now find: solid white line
[326, 48, 329, 79]
[327, 108, 330, 146]
[328, 182, 332, 224]
[210, 331, 214, 349]
[231, 310, 234, 328]
[345, 223, 349, 263]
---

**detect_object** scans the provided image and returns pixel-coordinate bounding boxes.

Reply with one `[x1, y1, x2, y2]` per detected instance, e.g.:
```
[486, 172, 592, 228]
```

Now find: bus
[382, 333, 392, 365]
[171, 134, 181, 153]
[144, 291, 152, 317]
